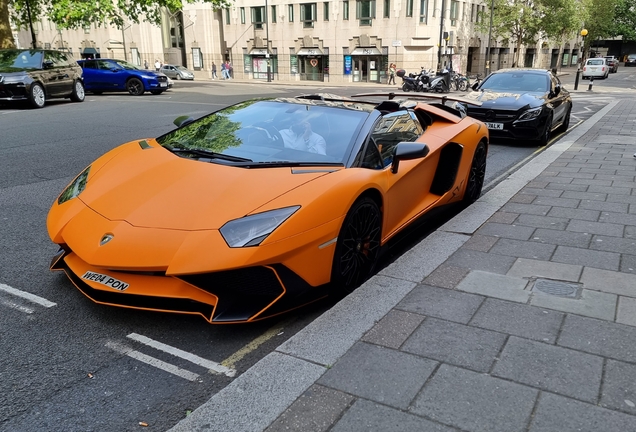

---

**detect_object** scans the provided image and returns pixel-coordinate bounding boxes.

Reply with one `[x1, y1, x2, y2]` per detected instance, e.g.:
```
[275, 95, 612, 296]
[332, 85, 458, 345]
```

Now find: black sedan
[463, 68, 572, 146]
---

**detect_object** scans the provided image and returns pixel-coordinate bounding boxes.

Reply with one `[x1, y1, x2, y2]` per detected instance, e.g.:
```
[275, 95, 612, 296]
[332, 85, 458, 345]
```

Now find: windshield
[156, 100, 371, 166]
[0, 49, 43, 71]
[479, 72, 549, 93]
[112, 60, 142, 70]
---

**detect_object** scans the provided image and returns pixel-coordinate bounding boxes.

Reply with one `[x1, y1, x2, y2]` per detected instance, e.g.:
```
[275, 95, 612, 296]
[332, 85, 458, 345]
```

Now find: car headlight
[58, 166, 91, 205]
[220, 206, 300, 247]
[140, 75, 157, 80]
[518, 107, 543, 121]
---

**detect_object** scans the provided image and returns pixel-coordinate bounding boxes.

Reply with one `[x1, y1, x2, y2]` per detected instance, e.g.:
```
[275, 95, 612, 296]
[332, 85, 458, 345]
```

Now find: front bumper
[0, 83, 28, 101]
[51, 247, 325, 323]
[466, 108, 549, 142]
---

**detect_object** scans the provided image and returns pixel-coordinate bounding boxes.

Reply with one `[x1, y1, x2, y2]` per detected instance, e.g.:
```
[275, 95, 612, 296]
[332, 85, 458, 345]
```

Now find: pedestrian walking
[154, 60, 161, 72]
[221, 62, 227, 79]
[388, 63, 397, 85]
[144, 60, 149, 70]
[211, 62, 217, 80]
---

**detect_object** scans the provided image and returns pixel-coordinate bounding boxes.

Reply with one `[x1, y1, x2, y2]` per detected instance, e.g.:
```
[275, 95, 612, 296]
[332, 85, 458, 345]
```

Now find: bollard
[588, 76, 594, 91]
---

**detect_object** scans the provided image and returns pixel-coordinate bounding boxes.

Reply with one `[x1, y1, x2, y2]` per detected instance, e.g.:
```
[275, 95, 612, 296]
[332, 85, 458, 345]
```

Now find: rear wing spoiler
[351, 92, 483, 107]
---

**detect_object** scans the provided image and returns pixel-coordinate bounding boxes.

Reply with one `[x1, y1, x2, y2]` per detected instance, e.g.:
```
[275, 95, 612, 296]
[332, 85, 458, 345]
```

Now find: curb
[168, 100, 619, 432]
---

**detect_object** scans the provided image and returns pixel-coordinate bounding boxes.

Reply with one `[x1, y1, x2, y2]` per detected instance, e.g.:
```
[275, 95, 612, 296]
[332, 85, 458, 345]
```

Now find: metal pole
[121, 26, 128, 61]
[25, 0, 37, 49]
[485, 0, 494, 75]
[266, 0, 271, 82]
[437, 0, 445, 72]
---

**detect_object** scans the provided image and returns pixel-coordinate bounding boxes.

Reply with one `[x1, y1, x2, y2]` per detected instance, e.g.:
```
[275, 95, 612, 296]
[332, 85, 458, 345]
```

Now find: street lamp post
[437, 0, 446, 72]
[25, 0, 37, 48]
[485, 0, 494, 75]
[265, 0, 272, 82]
[574, 28, 587, 90]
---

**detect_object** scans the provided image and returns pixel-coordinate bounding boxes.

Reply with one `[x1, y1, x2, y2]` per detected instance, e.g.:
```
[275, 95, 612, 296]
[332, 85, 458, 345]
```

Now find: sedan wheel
[175, 74, 181, 80]
[28, 83, 46, 108]
[557, 106, 571, 133]
[463, 142, 487, 205]
[331, 197, 382, 293]
[70, 80, 85, 102]
[537, 114, 553, 146]
[126, 78, 145, 96]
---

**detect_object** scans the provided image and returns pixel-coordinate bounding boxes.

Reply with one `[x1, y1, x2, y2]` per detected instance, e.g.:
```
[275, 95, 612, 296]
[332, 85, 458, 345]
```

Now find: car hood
[464, 90, 546, 110]
[79, 143, 330, 231]
[0, 70, 30, 76]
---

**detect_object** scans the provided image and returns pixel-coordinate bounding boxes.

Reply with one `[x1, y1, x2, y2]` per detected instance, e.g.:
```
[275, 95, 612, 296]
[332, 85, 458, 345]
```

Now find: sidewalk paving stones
[169, 98, 636, 431]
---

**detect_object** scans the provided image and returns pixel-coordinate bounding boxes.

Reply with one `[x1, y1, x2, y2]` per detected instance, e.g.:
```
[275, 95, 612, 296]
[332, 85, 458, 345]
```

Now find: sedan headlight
[220, 206, 300, 247]
[58, 166, 91, 204]
[518, 107, 543, 121]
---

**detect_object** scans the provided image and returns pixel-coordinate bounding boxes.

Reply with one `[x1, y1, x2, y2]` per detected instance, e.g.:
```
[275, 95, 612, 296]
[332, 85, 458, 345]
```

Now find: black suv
[0, 49, 85, 108]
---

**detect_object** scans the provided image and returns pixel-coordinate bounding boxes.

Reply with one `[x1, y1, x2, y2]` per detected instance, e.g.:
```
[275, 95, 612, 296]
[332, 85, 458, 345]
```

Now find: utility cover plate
[533, 279, 580, 298]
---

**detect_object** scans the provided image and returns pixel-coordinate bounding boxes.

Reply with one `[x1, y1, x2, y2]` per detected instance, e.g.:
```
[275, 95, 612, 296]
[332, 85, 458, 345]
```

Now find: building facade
[14, 0, 588, 84]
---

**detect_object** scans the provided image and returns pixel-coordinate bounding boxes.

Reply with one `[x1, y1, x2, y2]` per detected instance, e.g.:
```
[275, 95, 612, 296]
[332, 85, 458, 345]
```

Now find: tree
[1, 0, 230, 49]
[477, 0, 543, 67]
[614, 0, 636, 41]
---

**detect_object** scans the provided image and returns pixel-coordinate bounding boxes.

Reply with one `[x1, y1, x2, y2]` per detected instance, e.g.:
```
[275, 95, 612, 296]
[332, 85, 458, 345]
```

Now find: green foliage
[614, 0, 636, 41]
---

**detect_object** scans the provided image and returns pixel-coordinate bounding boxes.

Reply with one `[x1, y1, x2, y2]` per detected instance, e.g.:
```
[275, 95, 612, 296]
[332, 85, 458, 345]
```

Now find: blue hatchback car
[76, 59, 169, 96]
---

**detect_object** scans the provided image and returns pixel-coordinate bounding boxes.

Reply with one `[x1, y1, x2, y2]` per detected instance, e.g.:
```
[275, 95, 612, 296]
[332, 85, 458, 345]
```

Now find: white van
[582, 58, 609, 80]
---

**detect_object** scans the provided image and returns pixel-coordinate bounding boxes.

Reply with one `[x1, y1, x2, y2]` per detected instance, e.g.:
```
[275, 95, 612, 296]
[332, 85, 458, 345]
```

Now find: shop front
[245, 48, 278, 80]
[348, 47, 385, 83]
[296, 48, 326, 81]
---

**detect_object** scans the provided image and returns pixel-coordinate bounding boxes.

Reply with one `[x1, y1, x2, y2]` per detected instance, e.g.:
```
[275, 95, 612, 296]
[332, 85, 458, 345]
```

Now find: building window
[272, 5, 277, 22]
[324, 2, 329, 20]
[384, 0, 390, 17]
[288, 4, 295, 22]
[300, 3, 317, 28]
[225, 8, 231, 24]
[251, 6, 265, 29]
[432, 0, 437, 16]
[470, 4, 474, 22]
[240, 7, 246, 24]
[356, 0, 375, 25]
[419, 0, 427, 22]
[343, 0, 349, 19]
[450, 0, 458, 25]
[406, 0, 413, 17]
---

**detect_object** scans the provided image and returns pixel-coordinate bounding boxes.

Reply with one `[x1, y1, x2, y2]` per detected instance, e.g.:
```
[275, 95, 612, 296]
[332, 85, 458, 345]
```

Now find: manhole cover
[533, 279, 580, 298]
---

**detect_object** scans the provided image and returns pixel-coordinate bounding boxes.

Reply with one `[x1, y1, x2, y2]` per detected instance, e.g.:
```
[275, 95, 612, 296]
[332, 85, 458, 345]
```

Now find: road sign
[392, 40, 402, 47]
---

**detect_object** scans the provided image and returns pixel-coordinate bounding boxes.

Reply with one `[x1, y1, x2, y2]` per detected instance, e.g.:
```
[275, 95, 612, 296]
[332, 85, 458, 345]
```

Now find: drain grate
[533, 279, 580, 298]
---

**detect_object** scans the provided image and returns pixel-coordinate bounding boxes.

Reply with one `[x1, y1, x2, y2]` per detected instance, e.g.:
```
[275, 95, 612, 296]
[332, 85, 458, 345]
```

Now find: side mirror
[391, 142, 430, 174]
[173, 115, 195, 128]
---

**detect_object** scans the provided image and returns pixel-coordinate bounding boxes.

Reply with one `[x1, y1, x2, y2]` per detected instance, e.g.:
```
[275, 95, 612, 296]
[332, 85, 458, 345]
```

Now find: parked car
[582, 58, 609, 80]
[626, 54, 636, 67]
[0, 49, 85, 108]
[77, 59, 169, 95]
[160, 64, 195, 80]
[463, 68, 572, 146]
[47, 93, 488, 324]
[604, 56, 619, 73]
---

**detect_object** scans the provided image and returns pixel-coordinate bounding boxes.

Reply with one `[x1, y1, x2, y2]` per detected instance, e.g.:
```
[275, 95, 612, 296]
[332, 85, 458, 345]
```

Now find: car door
[548, 74, 567, 126]
[79, 60, 99, 90]
[366, 111, 439, 238]
[97, 60, 127, 90]
[43, 51, 73, 97]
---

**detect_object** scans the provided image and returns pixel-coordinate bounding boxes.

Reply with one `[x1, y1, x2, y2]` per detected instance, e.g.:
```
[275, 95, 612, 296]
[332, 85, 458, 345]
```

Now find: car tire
[557, 105, 571, 133]
[150, 90, 164, 95]
[175, 74, 181, 80]
[331, 196, 382, 294]
[70, 80, 85, 102]
[126, 78, 145, 96]
[28, 82, 46, 108]
[537, 114, 553, 146]
[463, 141, 487, 205]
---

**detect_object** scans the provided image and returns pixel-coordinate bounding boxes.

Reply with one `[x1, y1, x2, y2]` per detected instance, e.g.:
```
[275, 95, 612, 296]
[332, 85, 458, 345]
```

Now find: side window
[82, 60, 98, 69]
[371, 111, 422, 168]
[45, 51, 69, 68]
[97, 60, 114, 70]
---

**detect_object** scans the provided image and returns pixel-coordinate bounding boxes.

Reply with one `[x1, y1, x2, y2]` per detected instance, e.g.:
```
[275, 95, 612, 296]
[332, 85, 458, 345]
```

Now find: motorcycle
[422, 68, 450, 93]
[397, 69, 423, 92]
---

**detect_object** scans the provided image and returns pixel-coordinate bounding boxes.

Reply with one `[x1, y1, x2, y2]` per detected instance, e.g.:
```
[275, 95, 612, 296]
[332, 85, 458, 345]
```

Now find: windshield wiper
[168, 147, 252, 162]
[240, 161, 344, 168]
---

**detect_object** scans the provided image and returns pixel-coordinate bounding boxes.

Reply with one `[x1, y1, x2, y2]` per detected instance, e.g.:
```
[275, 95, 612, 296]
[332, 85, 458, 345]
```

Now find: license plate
[160, 82, 167, 87]
[485, 122, 504, 130]
[81, 271, 130, 291]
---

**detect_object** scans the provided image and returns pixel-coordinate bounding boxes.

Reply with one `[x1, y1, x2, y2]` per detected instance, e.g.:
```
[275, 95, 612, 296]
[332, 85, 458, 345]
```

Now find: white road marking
[106, 341, 200, 382]
[0, 283, 57, 308]
[127, 333, 236, 377]
[0, 298, 34, 314]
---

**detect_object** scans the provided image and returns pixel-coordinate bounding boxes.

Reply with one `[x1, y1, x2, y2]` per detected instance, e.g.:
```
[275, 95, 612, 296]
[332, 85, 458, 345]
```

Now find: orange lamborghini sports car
[47, 93, 488, 323]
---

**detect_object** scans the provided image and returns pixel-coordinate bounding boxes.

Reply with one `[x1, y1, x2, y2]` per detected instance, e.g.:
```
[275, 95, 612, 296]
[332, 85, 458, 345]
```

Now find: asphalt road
[0, 76, 629, 431]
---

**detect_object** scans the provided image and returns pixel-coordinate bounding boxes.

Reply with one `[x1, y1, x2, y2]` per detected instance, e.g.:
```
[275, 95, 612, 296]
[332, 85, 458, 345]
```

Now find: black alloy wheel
[463, 141, 487, 205]
[126, 78, 145, 96]
[557, 105, 571, 133]
[331, 197, 382, 293]
[28, 83, 46, 108]
[537, 114, 553, 146]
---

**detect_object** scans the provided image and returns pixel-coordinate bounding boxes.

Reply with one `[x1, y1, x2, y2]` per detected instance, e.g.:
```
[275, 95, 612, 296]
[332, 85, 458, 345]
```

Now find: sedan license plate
[485, 122, 504, 130]
[160, 82, 168, 87]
